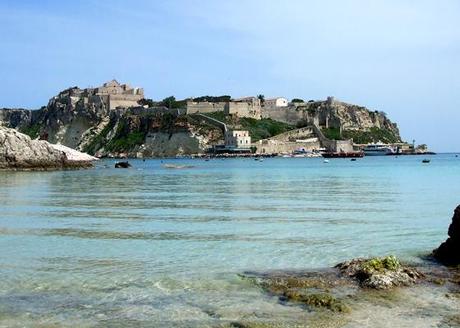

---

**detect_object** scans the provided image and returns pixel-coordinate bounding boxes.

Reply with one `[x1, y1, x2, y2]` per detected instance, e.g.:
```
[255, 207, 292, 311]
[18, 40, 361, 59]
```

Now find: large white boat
[363, 144, 396, 156]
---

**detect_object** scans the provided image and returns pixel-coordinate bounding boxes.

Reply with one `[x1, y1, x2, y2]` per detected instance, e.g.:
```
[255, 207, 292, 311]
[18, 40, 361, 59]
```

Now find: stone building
[264, 97, 288, 108]
[90, 80, 144, 110]
[186, 96, 262, 119]
[225, 130, 251, 149]
[57, 80, 144, 111]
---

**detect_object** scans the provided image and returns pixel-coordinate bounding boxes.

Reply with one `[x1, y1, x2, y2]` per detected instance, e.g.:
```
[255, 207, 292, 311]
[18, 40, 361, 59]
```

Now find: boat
[162, 164, 195, 169]
[363, 144, 396, 156]
[422, 159, 431, 163]
[322, 151, 364, 158]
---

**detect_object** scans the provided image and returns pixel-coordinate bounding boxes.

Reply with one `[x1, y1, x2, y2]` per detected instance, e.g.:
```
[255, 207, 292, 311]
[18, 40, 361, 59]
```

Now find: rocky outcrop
[0, 126, 92, 170]
[263, 98, 401, 144]
[433, 205, 460, 265]
[242, 255, 425, 316]
[335, 255, 423, 289]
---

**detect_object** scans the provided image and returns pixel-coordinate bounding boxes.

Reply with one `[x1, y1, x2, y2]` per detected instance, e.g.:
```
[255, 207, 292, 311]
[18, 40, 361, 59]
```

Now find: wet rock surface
[242, 256, 429, 315]
[335, 255, 423, 289]
[433, 205, 460, 265]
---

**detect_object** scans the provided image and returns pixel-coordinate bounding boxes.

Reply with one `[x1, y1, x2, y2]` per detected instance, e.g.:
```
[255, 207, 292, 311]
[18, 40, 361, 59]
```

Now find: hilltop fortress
[55, 79, 144, 111]
[0, 80, 403, 157]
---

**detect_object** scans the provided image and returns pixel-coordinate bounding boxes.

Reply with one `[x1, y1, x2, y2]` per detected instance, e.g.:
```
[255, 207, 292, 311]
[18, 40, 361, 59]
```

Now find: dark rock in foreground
[0, 126, 92, 170]
[433, 205, 460, 265]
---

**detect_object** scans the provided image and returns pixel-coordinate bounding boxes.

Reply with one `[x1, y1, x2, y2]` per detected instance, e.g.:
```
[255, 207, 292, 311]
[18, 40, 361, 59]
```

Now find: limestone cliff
[0, 126, 92, 170]
[263, 97, 401, 144]
[0, 87, 223, 157]
[0, 87, 403, 157]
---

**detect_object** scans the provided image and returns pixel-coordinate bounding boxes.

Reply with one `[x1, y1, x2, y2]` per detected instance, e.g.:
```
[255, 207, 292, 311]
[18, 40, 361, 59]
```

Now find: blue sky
[1, 0, 459, 151]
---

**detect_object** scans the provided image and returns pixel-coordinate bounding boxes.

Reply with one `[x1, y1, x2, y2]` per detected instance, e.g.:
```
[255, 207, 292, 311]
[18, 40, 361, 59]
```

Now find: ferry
[363, 144, 396, 156]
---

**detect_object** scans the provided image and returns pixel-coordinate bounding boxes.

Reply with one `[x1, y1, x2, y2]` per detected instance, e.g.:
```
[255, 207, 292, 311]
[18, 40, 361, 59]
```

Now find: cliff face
[0, 88, 403, 157]
[0, 89, 223, 157]
[263, 98, 401, 144]
[0, 126, 92, 170]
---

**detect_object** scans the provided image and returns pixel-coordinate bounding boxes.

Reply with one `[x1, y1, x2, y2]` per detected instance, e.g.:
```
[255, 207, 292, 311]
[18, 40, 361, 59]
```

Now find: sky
[0, 0, 459, 151]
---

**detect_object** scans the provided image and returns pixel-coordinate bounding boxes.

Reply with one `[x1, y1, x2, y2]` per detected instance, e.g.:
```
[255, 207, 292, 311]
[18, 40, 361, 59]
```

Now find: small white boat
[323, 159, 329, 163]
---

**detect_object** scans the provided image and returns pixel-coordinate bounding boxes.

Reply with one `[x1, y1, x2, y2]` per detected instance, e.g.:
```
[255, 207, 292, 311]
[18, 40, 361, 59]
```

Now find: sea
[1, 155, 459, 327]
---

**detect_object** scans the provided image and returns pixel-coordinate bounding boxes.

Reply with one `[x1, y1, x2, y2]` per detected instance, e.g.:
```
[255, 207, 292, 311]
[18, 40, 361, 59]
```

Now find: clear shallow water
[0, 155, 459, 327]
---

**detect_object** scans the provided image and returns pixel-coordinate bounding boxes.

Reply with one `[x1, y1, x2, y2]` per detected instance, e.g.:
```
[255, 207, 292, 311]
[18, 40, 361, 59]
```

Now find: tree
[257, 94, 265, 105]
[161, 96, 176, 109]
[291, 98, 304, 103]
[139, 98, 155, 107]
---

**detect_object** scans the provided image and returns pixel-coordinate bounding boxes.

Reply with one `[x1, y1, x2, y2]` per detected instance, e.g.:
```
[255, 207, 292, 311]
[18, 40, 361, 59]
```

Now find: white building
[264, 97, 288, 108]
[225, 130, 251, 148]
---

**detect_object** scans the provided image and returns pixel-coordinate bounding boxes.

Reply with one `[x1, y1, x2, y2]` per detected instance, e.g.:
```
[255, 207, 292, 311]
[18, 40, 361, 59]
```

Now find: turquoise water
[0, 155, 459, 327]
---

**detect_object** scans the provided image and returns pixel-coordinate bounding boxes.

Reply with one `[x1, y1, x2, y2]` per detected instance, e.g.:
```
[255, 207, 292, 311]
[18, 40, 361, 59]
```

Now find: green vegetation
[206, 112, 295, 141]
[322, 127, 342, 140]
[361, 255, 401, 274]
[343, 127, 400, 144]
[139, 98, 155, 107]
[83, 120, 115, 154]
[257, 94, 265, 105]
[291, 98, 304, 103]
[106, 131, 145, 152]
[159, 96, 187, 109]
[192, 95, 231, 103]
[19, 124, 41, 139]
[283, 291, 349, 312]
[321, 126, 399, 144]
[104, 120, 146, 152]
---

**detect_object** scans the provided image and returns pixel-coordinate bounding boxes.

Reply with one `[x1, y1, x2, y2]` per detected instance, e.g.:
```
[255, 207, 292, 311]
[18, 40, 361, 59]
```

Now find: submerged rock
[335, 255, 423, 289]
[115, 161, 131, 168]
[242, 270, 355, 313]
[0, 126, 92, 170]
[433, 205, 460, 266]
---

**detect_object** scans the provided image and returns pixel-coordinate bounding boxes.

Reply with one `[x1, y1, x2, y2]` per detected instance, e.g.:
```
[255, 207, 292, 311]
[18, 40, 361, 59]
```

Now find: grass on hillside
[322, 127, 400, 144]
[205, 112, 295, 141]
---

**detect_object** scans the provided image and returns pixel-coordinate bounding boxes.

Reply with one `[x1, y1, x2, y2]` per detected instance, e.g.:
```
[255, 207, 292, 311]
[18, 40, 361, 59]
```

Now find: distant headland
[0, 79, 431, 158]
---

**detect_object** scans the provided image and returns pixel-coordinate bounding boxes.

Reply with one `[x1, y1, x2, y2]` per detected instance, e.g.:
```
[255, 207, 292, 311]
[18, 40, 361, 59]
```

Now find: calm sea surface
[0, 155, 459, 327]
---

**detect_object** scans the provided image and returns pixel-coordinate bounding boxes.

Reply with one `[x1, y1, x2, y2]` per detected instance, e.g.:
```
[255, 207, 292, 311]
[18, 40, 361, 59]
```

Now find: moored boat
[363, 144, 396, 156]
[322, 151, 364, 158]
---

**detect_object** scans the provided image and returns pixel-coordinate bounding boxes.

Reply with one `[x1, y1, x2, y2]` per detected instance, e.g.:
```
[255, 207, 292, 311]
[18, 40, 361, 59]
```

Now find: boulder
[0, 125, 92, 170]
[433, 205, 460, 265]
[335, 255, 423, 289]
[115, 161, 131, 168]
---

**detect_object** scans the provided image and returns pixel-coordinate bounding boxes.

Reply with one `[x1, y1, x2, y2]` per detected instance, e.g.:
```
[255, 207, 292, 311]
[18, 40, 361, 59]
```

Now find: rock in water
[433, 205, 460, 265]
[335, 255, 423, 289]
[0, 126, 92, 170]
[115, 161, 131, 168]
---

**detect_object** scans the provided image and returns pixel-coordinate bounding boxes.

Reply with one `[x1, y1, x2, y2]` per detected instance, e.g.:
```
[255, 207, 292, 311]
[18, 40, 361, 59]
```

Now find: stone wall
[227, 102, 261, 119]
[108, 94, 144, 110]
[252, 139, 320, 154]
[261, 105, 307, 125]
[186, 101, 227, 114]
[186, 101, 262, 119]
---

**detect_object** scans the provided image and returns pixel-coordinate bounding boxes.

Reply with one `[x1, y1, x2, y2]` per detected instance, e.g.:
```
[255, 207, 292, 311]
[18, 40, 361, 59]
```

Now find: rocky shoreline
[228, 207, 460, 327]
[0, 126, 94, 170]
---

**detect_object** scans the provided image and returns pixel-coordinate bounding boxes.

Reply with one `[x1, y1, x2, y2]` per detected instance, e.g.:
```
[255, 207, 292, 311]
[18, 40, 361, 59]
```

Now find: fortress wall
[186, 102, 227, 114]
[108, 94, 143, 110]
[268, 127, 315, 142]
[261, 106, 307, 125]
[227, 102, 261, 119]
[252, 140, 321, 154]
